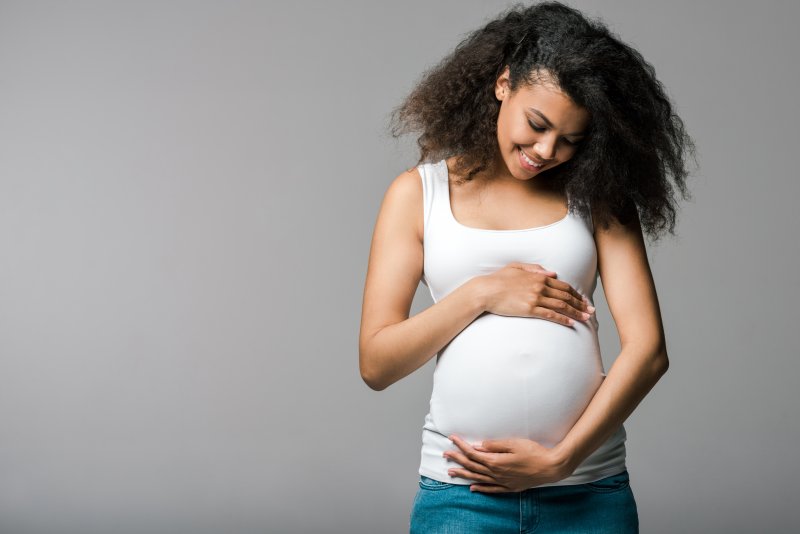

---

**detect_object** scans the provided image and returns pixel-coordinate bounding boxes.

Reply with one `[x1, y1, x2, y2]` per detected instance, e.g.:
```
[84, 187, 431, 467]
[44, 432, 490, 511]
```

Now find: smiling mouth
[518, 147, 548, 168]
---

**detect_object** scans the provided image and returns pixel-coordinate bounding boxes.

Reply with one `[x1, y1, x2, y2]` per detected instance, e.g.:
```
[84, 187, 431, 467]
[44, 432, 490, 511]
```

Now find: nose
[534, 136, 557, 161]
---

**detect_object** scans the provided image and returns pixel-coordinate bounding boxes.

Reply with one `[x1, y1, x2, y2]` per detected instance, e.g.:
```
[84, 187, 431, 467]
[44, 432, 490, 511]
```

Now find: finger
[542, 285, 592, 315]
[479, 439, 513, 453]
[447, 468, 497, 485]
[450, 435, 491, 459]
[470, 483, 515, 494]
[531, 305, 573, 326]
[537, 295, 590, 323]
[508, 261, 558, 276]
[449, 436, 497, 470]
[444, 449, 494, 477]
[544, 277, 587, 307]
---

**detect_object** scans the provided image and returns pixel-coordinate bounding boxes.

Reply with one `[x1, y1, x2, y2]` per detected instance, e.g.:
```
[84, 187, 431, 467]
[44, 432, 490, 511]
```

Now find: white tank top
[417, 158, 627, 488]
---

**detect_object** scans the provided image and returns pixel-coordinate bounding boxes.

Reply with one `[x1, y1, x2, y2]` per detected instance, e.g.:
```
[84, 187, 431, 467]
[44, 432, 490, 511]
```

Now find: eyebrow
[527, 108, 587, 137]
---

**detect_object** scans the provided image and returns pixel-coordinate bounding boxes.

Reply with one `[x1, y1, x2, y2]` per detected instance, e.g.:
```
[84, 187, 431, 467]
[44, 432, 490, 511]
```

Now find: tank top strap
[417, 159, 450, 238]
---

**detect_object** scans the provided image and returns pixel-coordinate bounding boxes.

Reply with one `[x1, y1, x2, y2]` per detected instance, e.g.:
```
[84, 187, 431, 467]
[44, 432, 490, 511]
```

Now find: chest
[448, 182, 569, 232]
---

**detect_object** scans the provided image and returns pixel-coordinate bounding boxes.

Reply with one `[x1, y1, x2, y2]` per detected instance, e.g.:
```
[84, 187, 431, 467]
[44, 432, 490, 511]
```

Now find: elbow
[359, 327, 394, 391]
[653, 348, 670, 376]
[360, 366, 388, 391]
[359, 350, 389, 392]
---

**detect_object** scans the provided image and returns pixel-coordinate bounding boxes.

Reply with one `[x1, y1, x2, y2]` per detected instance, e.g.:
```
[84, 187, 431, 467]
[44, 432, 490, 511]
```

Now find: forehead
[514, 83, 589, 126]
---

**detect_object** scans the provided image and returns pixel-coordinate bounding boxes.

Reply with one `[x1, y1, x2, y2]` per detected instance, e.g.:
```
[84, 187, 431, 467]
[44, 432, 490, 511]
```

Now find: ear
[495, 65, 511, 101]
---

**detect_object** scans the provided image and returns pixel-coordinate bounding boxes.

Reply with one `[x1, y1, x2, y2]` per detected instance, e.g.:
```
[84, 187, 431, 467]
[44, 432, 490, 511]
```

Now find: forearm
[552, 344, 669, 471]
[361, 277, 488, 391]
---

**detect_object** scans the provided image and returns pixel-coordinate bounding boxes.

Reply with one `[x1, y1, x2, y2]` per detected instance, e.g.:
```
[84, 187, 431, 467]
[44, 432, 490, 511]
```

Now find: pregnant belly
[429, 314, 605, 447]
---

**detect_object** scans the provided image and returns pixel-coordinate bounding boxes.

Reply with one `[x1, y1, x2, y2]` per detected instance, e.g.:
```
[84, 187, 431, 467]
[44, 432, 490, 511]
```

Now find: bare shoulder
[591, 203, 648, 277]
[590, 204, 645, 254]
[381, 165, 424, 244]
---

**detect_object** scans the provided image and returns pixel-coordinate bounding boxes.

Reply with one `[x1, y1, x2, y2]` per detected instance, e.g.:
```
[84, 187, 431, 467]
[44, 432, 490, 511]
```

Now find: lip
[518, 147, 548, 172]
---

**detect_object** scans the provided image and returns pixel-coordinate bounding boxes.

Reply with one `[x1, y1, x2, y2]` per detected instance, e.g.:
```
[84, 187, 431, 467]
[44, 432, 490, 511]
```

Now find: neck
[482, 149, 559, 195]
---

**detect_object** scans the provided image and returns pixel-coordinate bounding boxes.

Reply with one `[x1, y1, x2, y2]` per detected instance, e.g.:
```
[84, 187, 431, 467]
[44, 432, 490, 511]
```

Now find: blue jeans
[409, 470, 638, 533]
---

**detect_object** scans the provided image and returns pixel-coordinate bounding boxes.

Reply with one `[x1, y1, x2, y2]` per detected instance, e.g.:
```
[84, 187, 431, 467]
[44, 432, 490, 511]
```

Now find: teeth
[520, 148, 543, 167]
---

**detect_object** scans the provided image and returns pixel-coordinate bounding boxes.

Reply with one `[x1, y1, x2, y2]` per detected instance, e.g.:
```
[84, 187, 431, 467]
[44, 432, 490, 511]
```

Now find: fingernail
[587, 305, 595, 312]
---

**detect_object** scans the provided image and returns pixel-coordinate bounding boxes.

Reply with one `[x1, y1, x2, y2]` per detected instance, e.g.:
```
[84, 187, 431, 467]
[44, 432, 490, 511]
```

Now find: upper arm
[359, 167, 425, 356]
[592, 208, 668, 358]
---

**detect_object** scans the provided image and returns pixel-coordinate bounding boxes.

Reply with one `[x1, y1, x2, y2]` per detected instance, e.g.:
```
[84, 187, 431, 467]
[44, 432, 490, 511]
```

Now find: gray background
[1, 1, 798, 533]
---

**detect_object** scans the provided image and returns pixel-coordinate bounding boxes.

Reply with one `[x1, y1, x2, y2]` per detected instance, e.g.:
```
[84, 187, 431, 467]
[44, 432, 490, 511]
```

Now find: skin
[493, 67, 589, 187]
[359, 66, 669, 493]
[447, 68, 589, 231]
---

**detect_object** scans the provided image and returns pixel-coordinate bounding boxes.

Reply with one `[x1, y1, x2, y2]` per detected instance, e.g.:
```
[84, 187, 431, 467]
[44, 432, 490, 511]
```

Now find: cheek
[497, 112, 528, 143]
[505, 125, 535, 147]
[496, 114, 517, 141]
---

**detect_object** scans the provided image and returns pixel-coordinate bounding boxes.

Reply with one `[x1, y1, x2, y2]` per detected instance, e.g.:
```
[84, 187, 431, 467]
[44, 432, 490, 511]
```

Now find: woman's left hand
[443, 434, 575, 493]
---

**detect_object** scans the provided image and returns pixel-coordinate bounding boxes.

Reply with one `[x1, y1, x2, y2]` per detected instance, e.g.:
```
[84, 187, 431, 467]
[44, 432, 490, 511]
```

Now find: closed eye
[527, 120, 582, 146]
[528, 120, 546, 133]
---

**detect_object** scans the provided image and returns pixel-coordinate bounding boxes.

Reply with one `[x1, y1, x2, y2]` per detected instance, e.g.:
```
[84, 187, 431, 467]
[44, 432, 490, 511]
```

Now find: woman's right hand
[478, 262, 595, 326]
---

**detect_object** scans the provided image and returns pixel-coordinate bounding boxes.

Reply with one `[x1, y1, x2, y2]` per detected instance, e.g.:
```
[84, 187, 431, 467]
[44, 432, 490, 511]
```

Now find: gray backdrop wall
[1, 1, 798, 533]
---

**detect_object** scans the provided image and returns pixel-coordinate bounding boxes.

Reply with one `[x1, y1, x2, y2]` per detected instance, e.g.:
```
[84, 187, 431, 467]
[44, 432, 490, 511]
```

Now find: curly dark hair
[387, 1, 697, 241]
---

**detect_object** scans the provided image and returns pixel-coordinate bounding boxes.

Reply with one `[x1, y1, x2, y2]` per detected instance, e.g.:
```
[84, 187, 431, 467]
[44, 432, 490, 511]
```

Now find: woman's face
[494, 67, 590, 180]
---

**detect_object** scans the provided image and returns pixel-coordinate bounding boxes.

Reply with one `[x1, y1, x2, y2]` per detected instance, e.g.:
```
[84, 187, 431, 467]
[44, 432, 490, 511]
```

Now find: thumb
[518, 264, 557, 276]
[478, 439, 514, 453]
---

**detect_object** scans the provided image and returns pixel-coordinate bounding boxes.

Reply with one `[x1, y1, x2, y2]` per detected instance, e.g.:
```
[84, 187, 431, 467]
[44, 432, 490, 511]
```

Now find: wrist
[467, 275, 491, 313]
[550, 441, 578, 476]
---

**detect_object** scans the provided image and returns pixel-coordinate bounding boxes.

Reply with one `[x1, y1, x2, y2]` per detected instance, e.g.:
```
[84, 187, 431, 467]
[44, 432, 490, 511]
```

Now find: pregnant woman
[359, 2, 695, 532]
